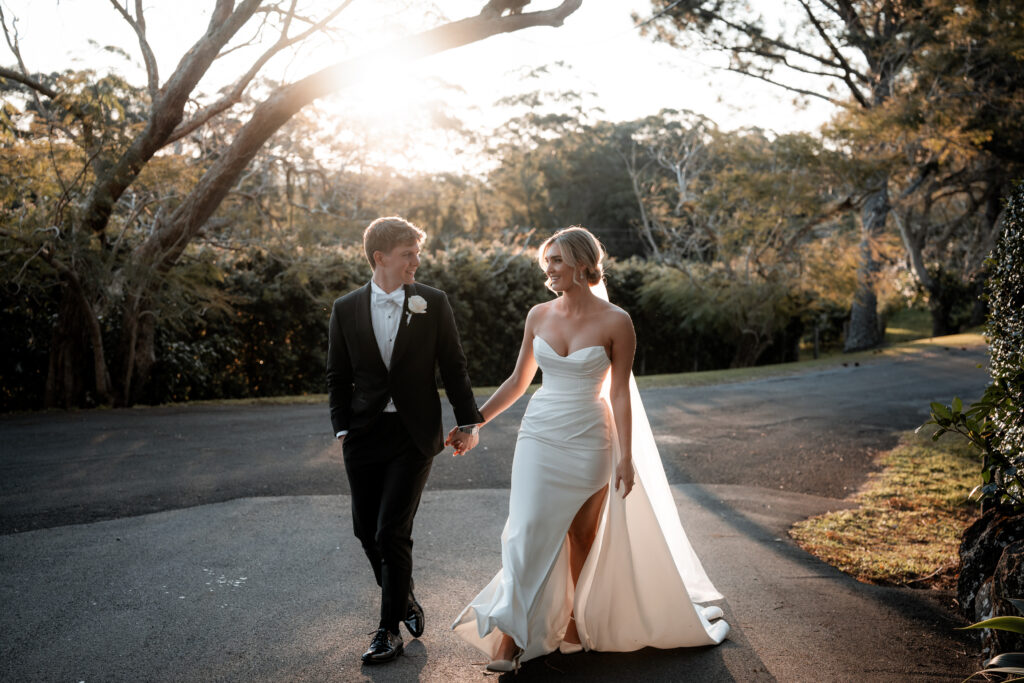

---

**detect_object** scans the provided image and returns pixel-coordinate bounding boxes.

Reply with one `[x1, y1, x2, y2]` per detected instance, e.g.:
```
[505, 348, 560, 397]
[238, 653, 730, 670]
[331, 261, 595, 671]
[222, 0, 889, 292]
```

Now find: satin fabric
[451, 328, 729, 662]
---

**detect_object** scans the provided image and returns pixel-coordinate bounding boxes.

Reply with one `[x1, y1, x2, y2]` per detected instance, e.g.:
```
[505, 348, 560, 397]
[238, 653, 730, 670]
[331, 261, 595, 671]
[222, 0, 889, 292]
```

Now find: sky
[2, 1, 837, 172]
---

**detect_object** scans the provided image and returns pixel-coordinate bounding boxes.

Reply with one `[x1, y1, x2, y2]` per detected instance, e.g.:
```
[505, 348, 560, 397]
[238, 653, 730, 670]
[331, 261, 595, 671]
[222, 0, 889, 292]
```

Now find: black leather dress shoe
[361, 628, 403, 664]
[404, 591, 424, 638]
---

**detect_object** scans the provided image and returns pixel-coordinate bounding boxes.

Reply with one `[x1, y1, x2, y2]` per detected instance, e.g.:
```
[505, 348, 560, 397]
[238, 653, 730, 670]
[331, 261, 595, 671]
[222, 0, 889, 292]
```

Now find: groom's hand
[447, 427, 478, 456]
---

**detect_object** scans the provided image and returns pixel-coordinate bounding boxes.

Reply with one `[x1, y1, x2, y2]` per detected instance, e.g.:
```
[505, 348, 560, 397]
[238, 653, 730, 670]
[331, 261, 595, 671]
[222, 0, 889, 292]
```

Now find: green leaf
[953, 396, 963, 413]
[959, 616, 1024, 634]
[987, 653, 1024, 670]
[931, 402, 953, 421]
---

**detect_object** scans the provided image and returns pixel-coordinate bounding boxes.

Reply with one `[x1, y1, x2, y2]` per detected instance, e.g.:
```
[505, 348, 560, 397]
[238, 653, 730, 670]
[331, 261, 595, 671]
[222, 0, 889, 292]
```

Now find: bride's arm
[477, 305, 542, 426]
[608, 309, 637, 497]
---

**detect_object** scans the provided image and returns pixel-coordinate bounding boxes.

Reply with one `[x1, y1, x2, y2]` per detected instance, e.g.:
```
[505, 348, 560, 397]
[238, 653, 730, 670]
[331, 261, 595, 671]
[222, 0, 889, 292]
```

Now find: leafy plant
[959, 597, 1024, 682]
[923, 385, 1023, 511]
[922, 183, 1024, 513]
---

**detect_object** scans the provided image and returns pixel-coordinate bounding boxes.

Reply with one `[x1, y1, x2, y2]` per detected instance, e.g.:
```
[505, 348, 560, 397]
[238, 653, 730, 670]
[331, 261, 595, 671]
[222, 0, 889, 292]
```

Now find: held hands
[445, 426, 479, 456]
[615, 458, 635, 498]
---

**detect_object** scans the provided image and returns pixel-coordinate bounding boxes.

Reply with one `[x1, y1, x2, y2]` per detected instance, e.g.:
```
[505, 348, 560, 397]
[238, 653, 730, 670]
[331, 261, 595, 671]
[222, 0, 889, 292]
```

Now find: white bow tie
[373, 288, 405, 308]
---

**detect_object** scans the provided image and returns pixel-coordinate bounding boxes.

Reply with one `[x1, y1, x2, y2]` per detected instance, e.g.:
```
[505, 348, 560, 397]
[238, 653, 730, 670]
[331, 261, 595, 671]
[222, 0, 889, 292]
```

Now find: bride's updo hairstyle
[539, 226, 605, 292]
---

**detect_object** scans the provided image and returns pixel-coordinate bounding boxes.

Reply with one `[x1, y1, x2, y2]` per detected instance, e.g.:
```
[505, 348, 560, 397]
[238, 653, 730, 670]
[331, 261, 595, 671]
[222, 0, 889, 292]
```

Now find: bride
[449, 226, 729, 671]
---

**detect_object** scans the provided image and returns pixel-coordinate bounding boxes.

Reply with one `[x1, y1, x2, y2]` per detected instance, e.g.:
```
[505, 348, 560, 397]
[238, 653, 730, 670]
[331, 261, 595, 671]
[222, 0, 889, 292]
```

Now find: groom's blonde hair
[363, 216, 426, 270]
[539, 226, 605, 291]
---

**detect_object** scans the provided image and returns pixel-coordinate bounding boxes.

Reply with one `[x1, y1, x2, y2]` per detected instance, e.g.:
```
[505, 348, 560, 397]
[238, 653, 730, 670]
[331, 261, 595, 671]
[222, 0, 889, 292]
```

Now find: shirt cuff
[336, 430, 348, 439]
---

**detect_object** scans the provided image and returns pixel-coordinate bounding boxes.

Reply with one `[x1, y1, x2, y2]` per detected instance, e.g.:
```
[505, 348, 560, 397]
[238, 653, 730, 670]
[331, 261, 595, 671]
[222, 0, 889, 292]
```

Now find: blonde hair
[363, 216, 426, 270]
[538, 226, 605, 291]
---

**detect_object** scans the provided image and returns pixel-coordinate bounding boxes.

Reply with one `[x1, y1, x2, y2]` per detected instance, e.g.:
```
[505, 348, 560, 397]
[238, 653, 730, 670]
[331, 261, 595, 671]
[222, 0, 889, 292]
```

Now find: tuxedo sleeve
[436, 293, 484, 426]
[326, 299, 353, 435]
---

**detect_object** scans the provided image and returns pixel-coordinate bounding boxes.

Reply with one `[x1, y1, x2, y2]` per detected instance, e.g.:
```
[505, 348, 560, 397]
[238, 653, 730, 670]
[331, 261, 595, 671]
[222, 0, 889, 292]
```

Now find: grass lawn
[790, 428, 980, 589]
[884, 306, 935, 345]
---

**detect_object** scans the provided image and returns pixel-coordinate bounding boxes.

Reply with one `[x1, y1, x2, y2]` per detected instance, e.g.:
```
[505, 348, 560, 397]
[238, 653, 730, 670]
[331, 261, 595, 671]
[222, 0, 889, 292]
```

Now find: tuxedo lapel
[355, 282, 388, 374]
[389, 283, 415, 371]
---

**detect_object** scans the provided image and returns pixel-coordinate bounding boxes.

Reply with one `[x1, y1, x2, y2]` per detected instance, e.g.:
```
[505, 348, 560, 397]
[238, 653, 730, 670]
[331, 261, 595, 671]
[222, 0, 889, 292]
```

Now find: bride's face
[544, 243, 581, 292]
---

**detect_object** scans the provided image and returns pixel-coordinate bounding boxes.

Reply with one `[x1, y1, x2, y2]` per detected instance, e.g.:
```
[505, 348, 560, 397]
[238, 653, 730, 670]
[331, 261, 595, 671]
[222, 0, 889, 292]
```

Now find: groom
[326, 216, 482, 664]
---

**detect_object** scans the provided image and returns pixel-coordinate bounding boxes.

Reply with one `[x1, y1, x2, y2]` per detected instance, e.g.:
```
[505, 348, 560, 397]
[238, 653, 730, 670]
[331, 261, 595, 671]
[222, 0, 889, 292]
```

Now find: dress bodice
[533, 337, 610, 399]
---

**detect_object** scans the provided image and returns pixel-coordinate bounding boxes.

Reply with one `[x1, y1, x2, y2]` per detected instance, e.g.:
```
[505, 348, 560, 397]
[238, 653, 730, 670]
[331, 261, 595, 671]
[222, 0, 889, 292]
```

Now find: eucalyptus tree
[0, 0, 581, 407]
[879, 0, 1024, 334]
[641, 0, 1024, 345]
[621, 111, 853, 365]
[640, 0, 943, 350]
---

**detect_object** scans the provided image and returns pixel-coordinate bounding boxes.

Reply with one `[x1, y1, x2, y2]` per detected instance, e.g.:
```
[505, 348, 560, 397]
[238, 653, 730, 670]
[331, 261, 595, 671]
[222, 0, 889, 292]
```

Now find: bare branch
[0, 6, 56, 115]
[0, 64, 56, 98]
[795, 0, 869, 92]
[80, 0, 265, 236]
[168, 0, 355, 144]
[724, 66, 840, 105]
[140, 0, 585, 269]
[108, 0, 160, 99]
[705, 11, 847, 73]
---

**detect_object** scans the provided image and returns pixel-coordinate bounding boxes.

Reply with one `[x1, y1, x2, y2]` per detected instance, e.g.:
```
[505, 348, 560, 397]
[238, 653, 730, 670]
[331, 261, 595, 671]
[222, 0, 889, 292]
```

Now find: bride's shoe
[486, 646, 523, 673]
[702, 605, 725, 621]
[559, 615, 583, 654]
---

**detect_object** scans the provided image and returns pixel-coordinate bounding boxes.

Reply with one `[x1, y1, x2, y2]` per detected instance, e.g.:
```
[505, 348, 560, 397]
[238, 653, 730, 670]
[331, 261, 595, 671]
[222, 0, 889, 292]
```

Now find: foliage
[987, 183, 1024, 468]
[924, 184, 1024, 512]
[959, 599, 1024, 682]
[1, 236, 836, 409]
[790, 429, 979, 588]
[924, 386, 1023, 512]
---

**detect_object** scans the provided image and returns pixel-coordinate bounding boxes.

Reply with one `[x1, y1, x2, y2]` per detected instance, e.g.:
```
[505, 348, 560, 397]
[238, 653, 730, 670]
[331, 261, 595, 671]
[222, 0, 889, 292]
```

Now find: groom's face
[375, 241, 421, 286]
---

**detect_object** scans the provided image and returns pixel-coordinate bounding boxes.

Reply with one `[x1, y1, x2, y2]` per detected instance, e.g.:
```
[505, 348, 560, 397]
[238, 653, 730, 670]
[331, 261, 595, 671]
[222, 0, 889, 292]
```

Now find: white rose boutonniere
[406, 294, 427, 324]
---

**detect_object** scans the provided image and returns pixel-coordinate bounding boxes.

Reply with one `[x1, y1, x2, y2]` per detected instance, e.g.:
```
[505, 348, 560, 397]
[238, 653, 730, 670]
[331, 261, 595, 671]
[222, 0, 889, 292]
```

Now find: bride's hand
[615, 459, 635, 498]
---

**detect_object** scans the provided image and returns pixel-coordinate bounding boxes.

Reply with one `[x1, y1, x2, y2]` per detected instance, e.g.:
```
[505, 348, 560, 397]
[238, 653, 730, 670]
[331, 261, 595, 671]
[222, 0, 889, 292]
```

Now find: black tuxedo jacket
[326, 281, 483, 456]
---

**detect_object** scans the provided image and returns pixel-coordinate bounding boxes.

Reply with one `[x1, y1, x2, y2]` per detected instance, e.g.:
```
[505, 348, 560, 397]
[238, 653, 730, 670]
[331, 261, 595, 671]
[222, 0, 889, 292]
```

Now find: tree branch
[0, 64, 56, 98]
[108, 1, 159, 99]
[80, 0, 265, 236]
[139, 0, 584, 269]
[724, 66, 840, 105]
[0, 6, 56, 111]
[167, 0, 355, 144]
[796, 0, 869, 91]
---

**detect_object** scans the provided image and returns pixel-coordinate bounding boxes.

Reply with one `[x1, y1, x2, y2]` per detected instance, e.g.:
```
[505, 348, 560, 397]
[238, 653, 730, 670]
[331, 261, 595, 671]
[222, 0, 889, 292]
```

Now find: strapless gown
[451, 336, 729, 663]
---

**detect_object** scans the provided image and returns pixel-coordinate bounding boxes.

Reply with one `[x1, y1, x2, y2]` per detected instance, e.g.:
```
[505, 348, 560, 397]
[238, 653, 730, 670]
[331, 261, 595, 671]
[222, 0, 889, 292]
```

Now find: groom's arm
[435, 292, 484, 427]
[326, 299, 354, 437]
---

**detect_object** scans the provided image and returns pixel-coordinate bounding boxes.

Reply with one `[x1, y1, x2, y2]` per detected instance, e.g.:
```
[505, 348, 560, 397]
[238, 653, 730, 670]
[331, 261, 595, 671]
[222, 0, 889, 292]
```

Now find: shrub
[926, 182, 1024, 512]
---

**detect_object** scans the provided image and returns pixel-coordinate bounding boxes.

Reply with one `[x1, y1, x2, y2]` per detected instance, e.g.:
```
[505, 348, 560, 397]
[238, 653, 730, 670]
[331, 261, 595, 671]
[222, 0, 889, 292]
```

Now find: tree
[619, 111, 853, 366]
[640, 0, 944, 350]
[641, 0, 1024, 344]
[0, 0, 581, 407]
[879, 0, 1024, 335]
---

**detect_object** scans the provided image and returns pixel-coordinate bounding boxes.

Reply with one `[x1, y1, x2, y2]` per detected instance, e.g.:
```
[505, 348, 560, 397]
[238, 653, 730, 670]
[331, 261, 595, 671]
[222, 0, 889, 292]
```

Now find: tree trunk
[44, 278, 111, 408]
[844, 183, 888, 351]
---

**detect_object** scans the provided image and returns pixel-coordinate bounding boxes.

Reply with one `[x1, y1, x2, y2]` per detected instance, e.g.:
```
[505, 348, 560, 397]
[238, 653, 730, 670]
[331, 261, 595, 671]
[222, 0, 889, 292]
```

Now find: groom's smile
[373, 242, 421, 290]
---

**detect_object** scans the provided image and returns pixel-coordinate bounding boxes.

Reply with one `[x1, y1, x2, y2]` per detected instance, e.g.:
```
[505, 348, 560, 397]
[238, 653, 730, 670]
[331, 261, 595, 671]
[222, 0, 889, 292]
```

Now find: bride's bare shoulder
[527, 300, 556, 320]
[524, 301, 554, 330]
[596, 299, 631, 322]
[596, 301, 634, 339]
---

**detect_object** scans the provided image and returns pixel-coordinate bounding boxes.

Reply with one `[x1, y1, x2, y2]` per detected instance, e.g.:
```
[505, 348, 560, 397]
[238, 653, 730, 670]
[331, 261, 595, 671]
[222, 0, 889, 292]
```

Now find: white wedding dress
[451, 325, 730, 663]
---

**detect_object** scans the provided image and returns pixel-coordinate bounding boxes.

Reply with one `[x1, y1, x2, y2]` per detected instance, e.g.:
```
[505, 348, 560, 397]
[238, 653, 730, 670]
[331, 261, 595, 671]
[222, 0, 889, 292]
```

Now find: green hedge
[0, 242, 821, 410]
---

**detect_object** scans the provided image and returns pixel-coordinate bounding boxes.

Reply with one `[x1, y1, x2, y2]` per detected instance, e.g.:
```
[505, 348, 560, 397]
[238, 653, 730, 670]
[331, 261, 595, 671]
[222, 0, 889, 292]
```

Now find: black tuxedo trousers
[343, 412, 429, 632]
